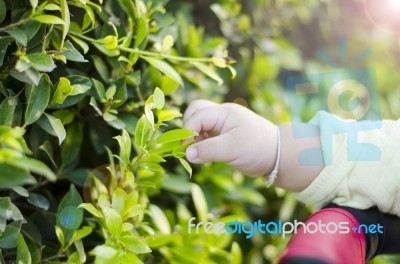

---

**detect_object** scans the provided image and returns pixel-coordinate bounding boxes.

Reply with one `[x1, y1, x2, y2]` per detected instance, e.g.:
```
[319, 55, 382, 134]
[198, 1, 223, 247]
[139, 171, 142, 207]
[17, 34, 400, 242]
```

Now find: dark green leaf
[0, 97, 17, 126]
[59, 206, 83, 230]
[24, 74, 52, 125]
[0, 0, 6, 24]
[0, 197, 11, 232]
[7, 29, 27, 46]
[27, 193, 50, 210]
[0, 220, 22, 249]
[0, 37, 13, 66]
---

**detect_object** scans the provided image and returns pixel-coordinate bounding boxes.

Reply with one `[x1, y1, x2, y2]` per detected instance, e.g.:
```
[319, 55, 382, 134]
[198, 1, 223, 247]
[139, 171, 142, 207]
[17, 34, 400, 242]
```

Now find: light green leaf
[55, 225, 65, 248]
[43, 3, 61, 11]
[29, 0, 38, 9]
[153, 87, 164, 110]
[90, 245, 118, 259]
[24, 74, 51, 126]
[162, 35, 174, 52]
[191, 61, 223, 86]
[34, 15, 65, 25]
[70, 36, 89, 54]
[60, 0, 70, 48]
[191, 183, 208, 222]
[37, 113, 66, 145]
[230, 242, 242, 264]
[179, 158, 192, 177]
[103, 207, 123, 237]
[112, 188, 126, 215]
[157, 110, 182, 123]
[135, 115, 152, 148]
[156, 129, 197, 144]
[78, 203, 103, 218]
[149, 204, 171, 235]
[134, 18, 148, 48]
[120, 236, 151, 254]
[27, 193, 50, 210]
[52, 77, 73, 104]
[142, 57, 183, 85]
[7, 157, 56, 181]
[70, 84, 91, 96]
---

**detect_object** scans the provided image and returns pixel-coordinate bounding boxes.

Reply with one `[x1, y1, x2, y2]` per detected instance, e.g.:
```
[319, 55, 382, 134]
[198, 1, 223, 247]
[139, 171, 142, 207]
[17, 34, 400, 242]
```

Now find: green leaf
[57, 185, 83, 239]
[103, 207, 123, 237]
[92, 55, 109, 82]
[230, 242, 242, 264]
[55, 225, 65, 249]
[162, 35, 174, 52]
[27, 53, 56, 72]
[153, 87, 164, 110]
[157, 110, 182, 123]
[70, 36, 89, 54]
[120, 236, 151, 254]
[59, 206, 84, 230]
[63, 41, 88, 62]
[61, 123, 83, 169]
[0, 220, 22, 249]
[52, 77, 73, 104]
[78, 203, 103, 218]
[191, 183, 208, 222]
[156, 129, 197, 144]
[0, 0, 6, 24]
[0, 197, 11, 232]
[7, 157, 56, 181]
[0, 97, 17, 126]
[134, 18, 148, 48]
[0, 37, 13, 67]
[24, 74, 52, 126]
[34, 15, 65, 25]
[90, 245, 118, 259]
[149, 204, 171, 235]
[11, 186, 29, 197]
[27, 193, 50, 210]
[142, 57, 183, 85]
[179, 158, 192, 177]
[135, 115, 152, 148]
[37, 113, 66, 145]
[7, 29, 27, 46]
[191, 61, 223, 86]
[0, 164, 36, 189]
[29, 0, 38, 9]
[60, 0, 70, 48]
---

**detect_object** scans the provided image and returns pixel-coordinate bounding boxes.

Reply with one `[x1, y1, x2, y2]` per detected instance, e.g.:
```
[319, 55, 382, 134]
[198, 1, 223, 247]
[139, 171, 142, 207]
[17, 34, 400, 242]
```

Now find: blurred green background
[174, 0, 400, 263]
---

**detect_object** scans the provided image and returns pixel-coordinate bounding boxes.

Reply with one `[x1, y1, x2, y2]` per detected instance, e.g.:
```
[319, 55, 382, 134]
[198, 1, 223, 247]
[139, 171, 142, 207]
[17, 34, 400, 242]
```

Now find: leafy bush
[0, 0, 239, 262]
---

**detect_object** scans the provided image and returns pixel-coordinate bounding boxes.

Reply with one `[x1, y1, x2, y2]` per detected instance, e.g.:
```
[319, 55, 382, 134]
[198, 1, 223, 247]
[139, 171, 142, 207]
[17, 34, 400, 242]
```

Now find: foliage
[0, 0, 399, 263]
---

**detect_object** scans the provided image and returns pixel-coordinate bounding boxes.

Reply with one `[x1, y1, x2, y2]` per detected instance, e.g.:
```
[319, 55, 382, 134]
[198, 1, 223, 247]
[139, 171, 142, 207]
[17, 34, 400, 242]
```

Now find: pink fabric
[279, 208, 366, 264]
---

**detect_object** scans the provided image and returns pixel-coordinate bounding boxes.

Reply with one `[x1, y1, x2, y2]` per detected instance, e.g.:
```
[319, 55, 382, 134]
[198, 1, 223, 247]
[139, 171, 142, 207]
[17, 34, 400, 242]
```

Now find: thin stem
[119, 46, 214, 63]
[0, 18, 31, 32]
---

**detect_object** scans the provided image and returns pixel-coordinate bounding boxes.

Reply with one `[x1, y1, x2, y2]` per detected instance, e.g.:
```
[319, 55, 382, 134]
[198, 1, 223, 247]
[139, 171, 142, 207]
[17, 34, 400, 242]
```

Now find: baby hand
[183, 100, 278, 177]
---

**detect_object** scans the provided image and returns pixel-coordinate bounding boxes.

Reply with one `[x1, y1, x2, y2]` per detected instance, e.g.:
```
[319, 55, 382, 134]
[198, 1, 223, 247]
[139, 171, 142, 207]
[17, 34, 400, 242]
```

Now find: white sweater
[294, 111, 400, 216]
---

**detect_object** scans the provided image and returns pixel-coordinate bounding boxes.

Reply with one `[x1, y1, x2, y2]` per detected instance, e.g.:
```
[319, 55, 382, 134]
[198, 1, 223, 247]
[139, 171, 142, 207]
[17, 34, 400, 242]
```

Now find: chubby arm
[183, 100, 324, 192]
